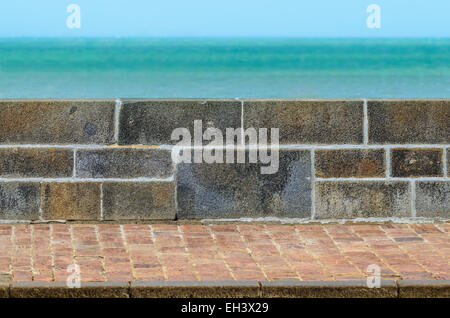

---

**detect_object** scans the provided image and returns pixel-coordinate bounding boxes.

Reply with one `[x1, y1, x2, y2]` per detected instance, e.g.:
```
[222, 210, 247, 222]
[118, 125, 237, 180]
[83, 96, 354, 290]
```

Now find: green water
[0, 38, 449, 98]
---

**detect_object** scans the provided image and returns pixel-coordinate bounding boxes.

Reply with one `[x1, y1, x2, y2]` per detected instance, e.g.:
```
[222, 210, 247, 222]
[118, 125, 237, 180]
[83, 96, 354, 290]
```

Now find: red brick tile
[13, 270, 32, 282]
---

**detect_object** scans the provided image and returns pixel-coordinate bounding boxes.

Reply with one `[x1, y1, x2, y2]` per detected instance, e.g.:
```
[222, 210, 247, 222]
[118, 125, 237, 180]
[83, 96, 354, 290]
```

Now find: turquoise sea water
[0, 38, 449, 98]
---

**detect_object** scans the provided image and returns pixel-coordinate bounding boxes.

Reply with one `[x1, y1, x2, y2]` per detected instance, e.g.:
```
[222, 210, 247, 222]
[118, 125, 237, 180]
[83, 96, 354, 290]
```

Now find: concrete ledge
[10, 282, 130, 298]
[260, 280, 398, 298]
[0, 274, 11, 298]
[130, 281, 261, 298]
[398, 280, 450, 298]
[3, 280, 450, 298]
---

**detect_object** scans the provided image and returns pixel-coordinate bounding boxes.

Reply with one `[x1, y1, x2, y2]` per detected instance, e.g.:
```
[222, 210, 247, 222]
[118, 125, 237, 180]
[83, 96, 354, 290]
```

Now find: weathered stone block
[118, 99, 241, 145]
[0, 100, 115, 144]
[261, 281, 397, 298]
[244, 100, 363, 144]
[0, 148, 73, 178]
[131, 281, 261, 298]
[177, 150, 312, 218]
[398, 280, 450, 298]
[392, 149, 443, 177]
[0, 182, 40, 220]
[415, 181, 449, 217]
[315, 149, 385, 177]
[41, 182, 101, 220]
[368, 100, 450, 144]
[315, 181, 410, 218]
[0, 277, 8, 298]
[10, 282, 130, 298]
[103, 182, 176, 220]
[76, 148, 173, 178]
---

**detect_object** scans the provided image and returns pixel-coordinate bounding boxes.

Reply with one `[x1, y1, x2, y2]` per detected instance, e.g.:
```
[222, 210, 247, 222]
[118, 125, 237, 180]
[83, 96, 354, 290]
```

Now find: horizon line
[0, 36, 449, 40]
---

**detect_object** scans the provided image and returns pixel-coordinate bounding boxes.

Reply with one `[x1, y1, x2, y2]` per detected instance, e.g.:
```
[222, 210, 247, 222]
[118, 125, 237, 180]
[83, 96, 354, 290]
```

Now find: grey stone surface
[392, 148, 443, 177]
[76, 148, 173, 178]
[130, 281, 260, 298]
[260, 280, 397, 298]
[315, 181, 411, 219]
[10, 282, 130, 298]
[0, 182, 40, 220]
[415, 181, 449, 217]
[315, 149, 385, 177]
[368, 100, 450, 144]
[103, 182, 176, 220]
[244, 100, 364, 144]
[41, 182, 101, 220]
[0, 100, 115, 144]
[0, 148, 73, 178]
[398, 280, 450, 298]
[118, 99, 241, 145]
[394, 237, 424, 242]
[177, 150, 312, 218]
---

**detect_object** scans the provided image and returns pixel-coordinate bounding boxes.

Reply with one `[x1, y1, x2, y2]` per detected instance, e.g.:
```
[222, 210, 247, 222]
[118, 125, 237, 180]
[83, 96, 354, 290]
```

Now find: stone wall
[0, 99, 448, 221]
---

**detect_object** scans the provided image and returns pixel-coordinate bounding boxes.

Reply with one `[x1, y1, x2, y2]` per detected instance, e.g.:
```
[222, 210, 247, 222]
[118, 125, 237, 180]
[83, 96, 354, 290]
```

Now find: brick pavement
[0, 223, 448, 283]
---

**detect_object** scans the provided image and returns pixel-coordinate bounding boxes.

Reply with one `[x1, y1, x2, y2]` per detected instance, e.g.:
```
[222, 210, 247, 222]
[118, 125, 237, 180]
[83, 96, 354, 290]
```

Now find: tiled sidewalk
[0, 223, 449, 283]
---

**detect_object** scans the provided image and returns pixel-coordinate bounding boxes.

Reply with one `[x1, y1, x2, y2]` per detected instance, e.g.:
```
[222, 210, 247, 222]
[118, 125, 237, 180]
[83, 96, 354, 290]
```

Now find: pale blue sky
[1, 0, 449, 37]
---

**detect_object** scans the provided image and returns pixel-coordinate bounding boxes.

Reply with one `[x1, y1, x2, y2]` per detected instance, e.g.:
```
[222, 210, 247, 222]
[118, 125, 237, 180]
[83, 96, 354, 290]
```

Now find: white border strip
[443, 147, 448, 178]
[100, 183, 104, 220]
[363, 99, 369, 145]
[72, 149, 77, 178]
[114, 98, 122, 143]
[410, 180, 416, 217]
[201, 216, 450, 225]
[385, 148, 391, 179]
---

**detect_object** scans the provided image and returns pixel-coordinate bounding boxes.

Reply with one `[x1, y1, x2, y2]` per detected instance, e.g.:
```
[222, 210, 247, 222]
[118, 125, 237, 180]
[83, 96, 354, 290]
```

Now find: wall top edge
[0, 98, 448, 102]
[0, 98, 118, 102]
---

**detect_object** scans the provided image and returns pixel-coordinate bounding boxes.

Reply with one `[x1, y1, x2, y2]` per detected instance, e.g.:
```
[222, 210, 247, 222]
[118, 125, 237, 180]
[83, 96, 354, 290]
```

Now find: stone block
[315, 181, 411, 218]
[0, 100, 115, 144]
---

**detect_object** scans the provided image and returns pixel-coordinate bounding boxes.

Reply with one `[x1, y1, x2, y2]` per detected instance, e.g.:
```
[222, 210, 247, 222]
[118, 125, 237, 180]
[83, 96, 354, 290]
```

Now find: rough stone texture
[177, 150, 312, 218]
[0, 273, 11, 283]
[118, 99, 241, 145]
[0, 283, 7, 298]
[398, 280, 450, 298]
[261, 281, 397, 298]
[244, 100, 363, 144]
[392, 148, 443, 177]
[0, 273, 11, 298]
[315, 149, 385, 177]
[0, 100, 115, 144]
[0, 182, 40, 220]
[130, 281, 261, 298]
[10, 282, 130, 298]
[76, 148, 173, 178]
[0, 148, 73, 178]
[415, 181, 449, 218]
[41, 182, 101, 220]
[315, 181, 410, 219]
[103, 182, 176, 220]
[368, 100, 450, 144]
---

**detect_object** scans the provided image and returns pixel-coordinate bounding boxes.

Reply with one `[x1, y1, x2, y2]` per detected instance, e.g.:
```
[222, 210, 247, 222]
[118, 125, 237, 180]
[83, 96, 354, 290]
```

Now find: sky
[0, 0, 449, 37]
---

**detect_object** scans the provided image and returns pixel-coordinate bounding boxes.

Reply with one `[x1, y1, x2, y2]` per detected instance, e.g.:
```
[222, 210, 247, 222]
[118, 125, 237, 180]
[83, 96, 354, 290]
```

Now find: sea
[0, 38, 449, 98]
